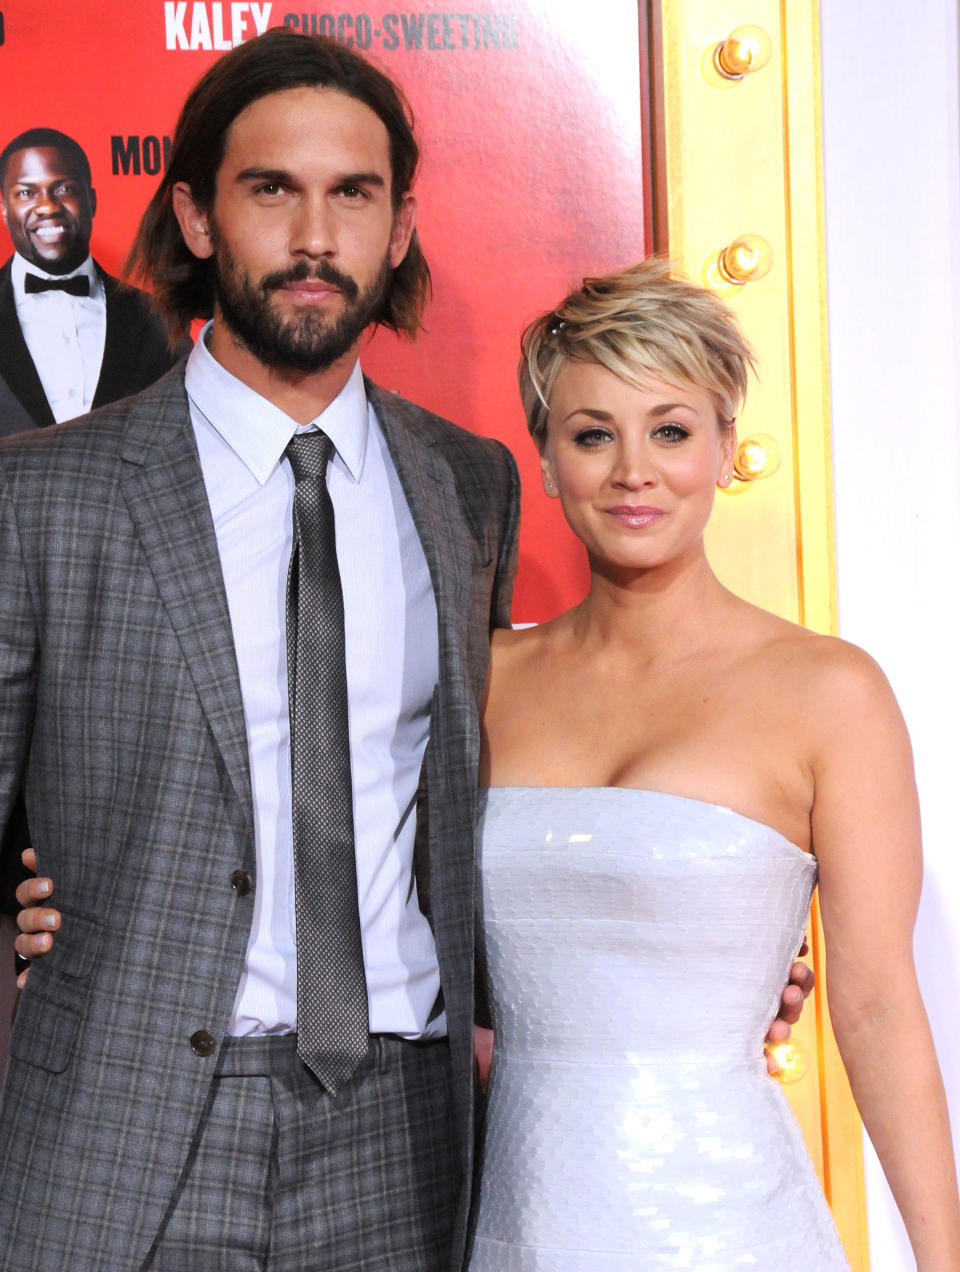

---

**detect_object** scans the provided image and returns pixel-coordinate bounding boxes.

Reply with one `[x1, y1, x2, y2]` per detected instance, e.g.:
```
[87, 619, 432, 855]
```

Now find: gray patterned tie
[285, 431, 368, 1093]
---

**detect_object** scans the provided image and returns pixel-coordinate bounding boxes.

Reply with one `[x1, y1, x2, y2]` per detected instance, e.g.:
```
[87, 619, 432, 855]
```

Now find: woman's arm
[810, 643, 960, 1270]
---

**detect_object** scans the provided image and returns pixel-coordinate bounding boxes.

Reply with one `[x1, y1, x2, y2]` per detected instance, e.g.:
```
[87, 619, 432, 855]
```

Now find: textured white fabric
[11, 252, 105, 421]
[186, 327, 442, 1039]
[471, 786, 850, 1271]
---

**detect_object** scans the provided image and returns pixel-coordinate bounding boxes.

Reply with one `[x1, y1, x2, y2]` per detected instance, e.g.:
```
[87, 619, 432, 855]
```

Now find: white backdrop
[820, 0, 960, 1266]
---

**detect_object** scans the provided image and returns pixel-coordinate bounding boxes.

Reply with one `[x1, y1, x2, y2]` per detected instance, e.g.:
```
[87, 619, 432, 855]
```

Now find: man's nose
[33, 187, 64, 216]
[290, 192, 336, 257]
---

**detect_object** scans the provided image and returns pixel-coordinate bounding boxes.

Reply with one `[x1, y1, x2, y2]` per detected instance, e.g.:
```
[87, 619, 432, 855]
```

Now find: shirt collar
[184, 320, 369, 486]
[11, 251, 100, 298]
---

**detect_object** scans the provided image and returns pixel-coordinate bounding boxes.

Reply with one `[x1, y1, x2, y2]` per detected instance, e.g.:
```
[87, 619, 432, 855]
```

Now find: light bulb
[714, 25, 773, 80]
[733, 434, 781, 482]
[716, 235, 774, 286]
[766, 1038, 810, 1084]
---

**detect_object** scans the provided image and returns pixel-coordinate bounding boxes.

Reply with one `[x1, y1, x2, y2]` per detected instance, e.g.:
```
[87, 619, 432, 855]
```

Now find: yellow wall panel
[654, 1, 867, 1266]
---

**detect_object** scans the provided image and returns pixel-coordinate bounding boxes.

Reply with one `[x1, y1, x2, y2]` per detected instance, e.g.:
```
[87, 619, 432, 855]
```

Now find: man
[0, 129, 189, 934]
[0, 32, 518, 1271]
[3, 29, 811, 1272]
[0, 127, 186, 435]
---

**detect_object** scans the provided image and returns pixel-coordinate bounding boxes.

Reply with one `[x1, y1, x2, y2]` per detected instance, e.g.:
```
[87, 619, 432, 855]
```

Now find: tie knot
[286, 430, 335, 483]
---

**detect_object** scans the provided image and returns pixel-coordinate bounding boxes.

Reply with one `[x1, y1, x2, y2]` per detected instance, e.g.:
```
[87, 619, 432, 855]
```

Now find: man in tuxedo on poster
[1, 29, 812, 1272]
[0, 128, 187, 950]
[0, 128, 184, 434]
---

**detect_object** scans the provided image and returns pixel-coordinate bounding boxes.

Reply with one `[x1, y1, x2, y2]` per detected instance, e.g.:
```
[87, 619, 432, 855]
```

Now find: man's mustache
[260, 260, 360, 303]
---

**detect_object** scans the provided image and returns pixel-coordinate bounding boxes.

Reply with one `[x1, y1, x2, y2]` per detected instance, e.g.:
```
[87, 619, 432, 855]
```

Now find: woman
[469, 259, 960, 1270]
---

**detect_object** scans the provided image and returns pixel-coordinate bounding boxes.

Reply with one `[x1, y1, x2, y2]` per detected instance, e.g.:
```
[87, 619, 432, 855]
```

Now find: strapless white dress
[469, 787, 851, 1271]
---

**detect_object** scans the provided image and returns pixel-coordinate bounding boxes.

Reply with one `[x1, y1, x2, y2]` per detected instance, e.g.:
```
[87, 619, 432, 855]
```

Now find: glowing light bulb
[766, 1039, 810, 1084]
[716, 235, 774, 286]
[714, 25, 774, 80]
[733, 434, 781, 482]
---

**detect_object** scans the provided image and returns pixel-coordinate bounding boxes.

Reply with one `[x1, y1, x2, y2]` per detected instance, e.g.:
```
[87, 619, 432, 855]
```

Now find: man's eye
[653, 423, 690, 444]
[255, 183, 285, 196]
[573, 427, 612, 447]
[338, 185, 367, 200]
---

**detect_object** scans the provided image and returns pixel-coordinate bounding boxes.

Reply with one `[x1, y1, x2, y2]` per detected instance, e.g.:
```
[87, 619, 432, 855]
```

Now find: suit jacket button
[230, 869, 253, 896]
[190, 1030, 216, 1057]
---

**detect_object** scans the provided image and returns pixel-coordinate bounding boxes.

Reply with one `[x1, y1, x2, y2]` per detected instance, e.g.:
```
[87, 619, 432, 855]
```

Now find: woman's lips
[603, 505, 666, 528]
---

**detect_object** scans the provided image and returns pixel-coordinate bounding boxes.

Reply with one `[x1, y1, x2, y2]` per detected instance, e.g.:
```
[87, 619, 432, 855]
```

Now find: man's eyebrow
[233, 167, 387, 189]
[334, 171, 386, 188]
[234, 167, 296, 184]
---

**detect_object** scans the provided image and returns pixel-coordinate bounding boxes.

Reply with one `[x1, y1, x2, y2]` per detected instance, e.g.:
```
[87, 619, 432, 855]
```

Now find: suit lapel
[366, 382, 474, 675]
[93, 269, 130, 409]
[118, 370, 254, 830]
[368, 382, 479, 962]
[0, 260, 55, 428]
[94, 267, 145, 410]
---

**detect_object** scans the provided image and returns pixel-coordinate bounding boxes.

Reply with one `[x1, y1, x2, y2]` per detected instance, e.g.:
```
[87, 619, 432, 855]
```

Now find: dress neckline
[480, 786, 813, 860]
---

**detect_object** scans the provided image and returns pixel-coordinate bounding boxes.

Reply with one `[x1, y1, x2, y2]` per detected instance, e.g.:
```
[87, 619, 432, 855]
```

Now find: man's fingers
[764, 953, 815, 1067]
[15, 875, 53, 909]
[764, 1016, 791, 1047]
[789, 958, 815, 1000]
[765, 1043, 785, 1076]
[16, 905, 59, 936]
[16, 965, 31, 990]
[776, 982, 804, 1026]
[15, 930, 52, 960]
[20, 846, 37, 874]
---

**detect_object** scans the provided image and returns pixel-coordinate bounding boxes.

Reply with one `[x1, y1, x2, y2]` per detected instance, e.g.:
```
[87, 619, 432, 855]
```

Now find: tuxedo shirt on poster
[186, 324, 444, 1039]
[10, 252, 106, 424]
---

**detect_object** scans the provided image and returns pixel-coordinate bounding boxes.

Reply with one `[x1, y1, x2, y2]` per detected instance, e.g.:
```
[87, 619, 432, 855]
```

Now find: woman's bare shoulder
[729, 599, 896, 714]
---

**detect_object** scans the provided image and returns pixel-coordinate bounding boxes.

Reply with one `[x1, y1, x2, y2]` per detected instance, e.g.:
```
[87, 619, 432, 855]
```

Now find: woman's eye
[573, 427, 613, 447]
[653, 423, 690, 445]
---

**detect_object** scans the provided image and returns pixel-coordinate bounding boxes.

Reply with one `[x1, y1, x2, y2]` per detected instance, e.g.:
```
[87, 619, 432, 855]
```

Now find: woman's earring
[545, 481, 554, 492]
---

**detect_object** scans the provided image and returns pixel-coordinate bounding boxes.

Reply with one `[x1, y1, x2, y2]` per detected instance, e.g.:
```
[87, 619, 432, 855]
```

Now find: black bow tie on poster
[24, 273, 90, 297]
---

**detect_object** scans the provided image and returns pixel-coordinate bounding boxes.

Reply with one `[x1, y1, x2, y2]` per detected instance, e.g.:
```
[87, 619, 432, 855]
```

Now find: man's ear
[172, 183, 214, 261]
[389, 191, 417, 269]
[88, 188, 98, 220]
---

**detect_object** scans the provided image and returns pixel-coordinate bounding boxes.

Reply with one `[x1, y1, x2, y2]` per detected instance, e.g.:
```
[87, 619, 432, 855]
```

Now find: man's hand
[14, 848, 58, 988]
[763, 940, 815, 1074]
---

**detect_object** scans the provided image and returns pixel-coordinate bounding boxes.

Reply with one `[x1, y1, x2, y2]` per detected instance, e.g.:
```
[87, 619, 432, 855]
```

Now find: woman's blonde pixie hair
[519, 258, 755, 448]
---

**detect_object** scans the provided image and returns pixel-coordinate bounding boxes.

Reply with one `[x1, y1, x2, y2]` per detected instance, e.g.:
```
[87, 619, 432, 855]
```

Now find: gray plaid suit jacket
[0, 362, 520, 1270]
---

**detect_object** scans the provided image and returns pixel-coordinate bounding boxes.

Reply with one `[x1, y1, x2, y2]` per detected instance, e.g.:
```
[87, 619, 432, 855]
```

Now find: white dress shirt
[185, 325, 444, 1039]
[11, 252, 106, 422]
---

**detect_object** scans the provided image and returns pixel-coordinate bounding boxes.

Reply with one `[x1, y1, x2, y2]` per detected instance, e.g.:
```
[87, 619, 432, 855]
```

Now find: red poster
[0, 0, 649, 619]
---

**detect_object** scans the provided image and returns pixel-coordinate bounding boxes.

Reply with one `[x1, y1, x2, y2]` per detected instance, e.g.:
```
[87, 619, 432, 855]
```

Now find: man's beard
[212, 235, 392, 374]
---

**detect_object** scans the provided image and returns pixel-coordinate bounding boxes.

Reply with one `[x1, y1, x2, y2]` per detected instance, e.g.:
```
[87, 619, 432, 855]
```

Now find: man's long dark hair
[127, 29, 430, 343]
